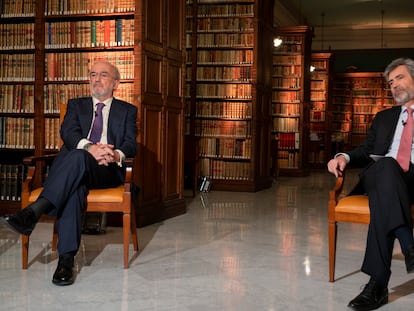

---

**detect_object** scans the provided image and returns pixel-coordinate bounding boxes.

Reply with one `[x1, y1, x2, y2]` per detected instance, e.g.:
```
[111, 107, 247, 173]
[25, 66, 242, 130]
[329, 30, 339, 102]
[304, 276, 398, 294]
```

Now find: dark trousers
[360, 157, 414, 286]
[40, 149, 123, 255]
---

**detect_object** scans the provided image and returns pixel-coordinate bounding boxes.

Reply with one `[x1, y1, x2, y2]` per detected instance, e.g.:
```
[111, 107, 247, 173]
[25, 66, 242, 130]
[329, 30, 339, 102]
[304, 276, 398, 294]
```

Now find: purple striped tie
[89, 103, 105, 143]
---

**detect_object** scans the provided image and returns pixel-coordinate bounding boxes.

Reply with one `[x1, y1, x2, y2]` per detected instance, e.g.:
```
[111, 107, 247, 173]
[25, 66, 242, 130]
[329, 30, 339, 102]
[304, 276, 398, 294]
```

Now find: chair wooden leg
[22, 234, 29, 269]
[123, 212, 130, 268]
[130, 207, 138, 251]
[328, 221, 337, 282]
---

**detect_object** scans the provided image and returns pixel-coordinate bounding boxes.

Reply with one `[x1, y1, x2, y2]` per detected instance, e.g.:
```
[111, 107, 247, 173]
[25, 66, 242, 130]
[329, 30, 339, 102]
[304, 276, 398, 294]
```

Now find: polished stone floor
[1, 170, 414, 311]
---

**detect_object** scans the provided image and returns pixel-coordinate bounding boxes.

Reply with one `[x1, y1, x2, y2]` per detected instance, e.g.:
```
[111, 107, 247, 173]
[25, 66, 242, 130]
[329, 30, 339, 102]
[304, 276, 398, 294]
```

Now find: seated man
[1, 60, 138, 286]
[327, 57, 414, 310]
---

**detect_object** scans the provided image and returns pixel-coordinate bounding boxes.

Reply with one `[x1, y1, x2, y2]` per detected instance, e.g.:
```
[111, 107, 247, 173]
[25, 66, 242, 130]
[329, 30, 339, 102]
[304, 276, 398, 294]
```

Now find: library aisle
[1, 170, 414, 310]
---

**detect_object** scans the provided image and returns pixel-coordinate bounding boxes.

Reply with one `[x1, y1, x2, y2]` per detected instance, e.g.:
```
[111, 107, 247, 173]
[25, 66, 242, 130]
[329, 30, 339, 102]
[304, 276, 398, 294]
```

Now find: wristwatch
[83, 143, 93, 151]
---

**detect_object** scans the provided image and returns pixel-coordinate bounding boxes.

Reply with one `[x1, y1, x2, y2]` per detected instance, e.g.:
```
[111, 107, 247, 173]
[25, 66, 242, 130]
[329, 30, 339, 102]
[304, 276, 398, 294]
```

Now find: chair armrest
[23, 154, 58, 166]
[124, 157, 135, 184]
[328, 170, 347, 222]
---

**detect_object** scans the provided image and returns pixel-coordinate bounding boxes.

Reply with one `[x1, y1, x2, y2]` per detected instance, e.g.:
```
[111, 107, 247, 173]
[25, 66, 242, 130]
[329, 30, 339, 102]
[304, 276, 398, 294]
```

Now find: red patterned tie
[397, 107, 413, 172]
[89, 103, 105, 143]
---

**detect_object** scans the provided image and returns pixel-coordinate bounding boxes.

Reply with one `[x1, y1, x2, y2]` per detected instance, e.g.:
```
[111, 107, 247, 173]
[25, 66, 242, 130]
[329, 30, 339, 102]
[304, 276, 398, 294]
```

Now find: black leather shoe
[52, 256, 75, 286]
[405, 245, 414, 273]
[348, 278, 388, 311]
[0, 208, 37, 235]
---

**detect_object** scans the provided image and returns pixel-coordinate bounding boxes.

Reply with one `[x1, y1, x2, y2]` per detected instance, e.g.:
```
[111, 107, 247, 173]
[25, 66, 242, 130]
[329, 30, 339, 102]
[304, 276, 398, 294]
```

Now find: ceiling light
[273, 37, 283, 47]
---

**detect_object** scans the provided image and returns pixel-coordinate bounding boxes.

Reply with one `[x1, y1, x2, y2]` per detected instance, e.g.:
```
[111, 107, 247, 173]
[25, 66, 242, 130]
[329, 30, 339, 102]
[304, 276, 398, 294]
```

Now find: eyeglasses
[89, 71, 112, 80]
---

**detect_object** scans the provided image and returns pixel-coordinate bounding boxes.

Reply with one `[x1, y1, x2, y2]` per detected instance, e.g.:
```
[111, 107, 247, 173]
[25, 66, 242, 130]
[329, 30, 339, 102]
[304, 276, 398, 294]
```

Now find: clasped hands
[87, 142, 120, 166]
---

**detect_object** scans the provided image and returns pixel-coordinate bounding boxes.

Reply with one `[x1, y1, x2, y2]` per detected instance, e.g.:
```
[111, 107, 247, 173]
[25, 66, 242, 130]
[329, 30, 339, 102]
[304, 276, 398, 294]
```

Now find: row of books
[44, 83, 134, 113]
[198, 137, 251, 159]
[273, 54, 302, 65]
[196, 3, 254, 17]
[352, 123, 370, 134]
[195, 120, 251, 137]
[194, 17, 253, 32]
[0, 54, 35, 82]
[193, 49, 253, 64]
[272, 90, 300, 103]
[199, 158, 250, 181]
[272, 77, 301, 89]
[191, 66, 252, 81]
[45, 19, 134, 49]
[273, 65, 302, 76]
[311, 61, 328, 71]
[195, 33, 254, 47]
[272, 103, 300, 116]
[273, 43, 303, 54]
[277, 150, 301, 169]
[194, 83, 252, 99]
[311, 90, 326, 101]
[0, 117, 34, 149]
[1, 0, 135, 17]
[276, 132, 300, 150]
[353, 89, 383, 97]
[310, 80, 326, 89]
[352, 97, 384, 105]
[193, 101, 251, 119]
[44, 118, 61, 150]
[311, 101, 326, 111]
[45, 0, 135, 15]
[0, 85, 34, 113]
[0, 0, 35, 17]
[45, 51, 134, 81]
[0, 24, 35, 50]
[273, 117, 299, 132]
[0, 164, 25, 201]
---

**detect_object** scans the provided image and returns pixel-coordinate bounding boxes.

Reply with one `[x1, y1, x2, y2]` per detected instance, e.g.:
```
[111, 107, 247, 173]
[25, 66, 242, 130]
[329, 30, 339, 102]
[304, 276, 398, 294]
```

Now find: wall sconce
[273, 37, 283, 47]
[310, 65, 316, 72]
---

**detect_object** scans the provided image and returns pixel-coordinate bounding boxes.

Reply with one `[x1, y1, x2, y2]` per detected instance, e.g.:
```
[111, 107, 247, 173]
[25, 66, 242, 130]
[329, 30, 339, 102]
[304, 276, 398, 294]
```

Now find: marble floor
[1, 170, 414, 311]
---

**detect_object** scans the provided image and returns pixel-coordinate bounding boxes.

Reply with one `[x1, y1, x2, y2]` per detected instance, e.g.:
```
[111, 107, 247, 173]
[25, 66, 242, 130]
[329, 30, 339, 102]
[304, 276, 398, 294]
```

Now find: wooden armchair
[328, 169, 414, 282]
[21, 104, 138, 269]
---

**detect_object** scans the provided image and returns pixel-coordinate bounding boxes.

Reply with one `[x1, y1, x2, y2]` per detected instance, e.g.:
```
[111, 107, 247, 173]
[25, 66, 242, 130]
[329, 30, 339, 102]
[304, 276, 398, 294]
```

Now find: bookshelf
[331, 72, 389, 151]
[185, 0, 274, 192]
[0, 0, 187, 227]
[308, 52, 334, 168]
[271, 26, 312, 176]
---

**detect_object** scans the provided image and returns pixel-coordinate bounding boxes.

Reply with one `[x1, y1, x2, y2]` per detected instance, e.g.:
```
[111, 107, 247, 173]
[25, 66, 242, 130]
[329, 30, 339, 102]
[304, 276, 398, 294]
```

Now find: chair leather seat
[336, 195, 370, 214]
[29, 186, 125, 203]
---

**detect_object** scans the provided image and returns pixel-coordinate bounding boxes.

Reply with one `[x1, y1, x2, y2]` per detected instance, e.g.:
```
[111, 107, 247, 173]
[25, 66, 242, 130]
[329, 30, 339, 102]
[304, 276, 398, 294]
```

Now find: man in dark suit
[327, 57, 414, 310]
[0, 61, 137, 286]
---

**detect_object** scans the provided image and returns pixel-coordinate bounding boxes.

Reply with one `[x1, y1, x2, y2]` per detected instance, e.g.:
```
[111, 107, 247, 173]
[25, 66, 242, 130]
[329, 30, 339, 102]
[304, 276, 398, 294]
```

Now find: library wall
[0, 0, 187, 227]
[185, 0, 274, 192]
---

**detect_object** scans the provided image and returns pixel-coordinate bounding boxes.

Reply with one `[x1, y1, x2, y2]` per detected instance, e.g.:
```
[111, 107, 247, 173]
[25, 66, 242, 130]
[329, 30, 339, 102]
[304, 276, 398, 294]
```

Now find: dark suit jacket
[59, 97, 138, 158]
[347, 105, 401, 194]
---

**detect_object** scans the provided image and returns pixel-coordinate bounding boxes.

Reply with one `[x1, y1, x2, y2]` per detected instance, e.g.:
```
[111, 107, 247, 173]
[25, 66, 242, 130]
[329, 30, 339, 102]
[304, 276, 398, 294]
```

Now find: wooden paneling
[146, 0, 162, 44]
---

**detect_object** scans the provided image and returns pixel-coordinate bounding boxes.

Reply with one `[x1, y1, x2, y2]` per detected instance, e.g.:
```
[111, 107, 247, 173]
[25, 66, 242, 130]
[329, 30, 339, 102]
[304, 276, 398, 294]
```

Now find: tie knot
[96, 102, 105, 110]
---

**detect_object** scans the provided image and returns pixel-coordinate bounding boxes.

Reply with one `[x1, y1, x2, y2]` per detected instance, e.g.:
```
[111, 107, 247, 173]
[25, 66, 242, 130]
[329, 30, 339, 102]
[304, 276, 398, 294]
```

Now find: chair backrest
[58, 104, 67, 148]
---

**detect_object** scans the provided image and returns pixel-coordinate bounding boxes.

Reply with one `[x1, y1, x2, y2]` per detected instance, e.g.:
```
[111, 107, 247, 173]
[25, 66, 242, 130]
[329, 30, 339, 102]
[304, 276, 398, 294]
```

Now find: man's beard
[394, 88, 414, 105]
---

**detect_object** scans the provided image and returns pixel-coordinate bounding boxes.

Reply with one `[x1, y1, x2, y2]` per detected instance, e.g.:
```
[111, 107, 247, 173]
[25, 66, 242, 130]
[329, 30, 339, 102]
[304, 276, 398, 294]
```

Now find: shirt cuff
[334, 152, 350, 163]
[77, 138, 92, 149]
[115, 149, 125, 167]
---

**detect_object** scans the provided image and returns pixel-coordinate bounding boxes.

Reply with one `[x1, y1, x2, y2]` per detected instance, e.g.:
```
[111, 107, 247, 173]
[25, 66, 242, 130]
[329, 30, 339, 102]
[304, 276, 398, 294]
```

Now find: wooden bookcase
[185, 0, 274, 192]
[271, 26, 312, 176]
[0, 0, 187, 227]
[308, 52, 334, 168]
[331, 72, 390, 152]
